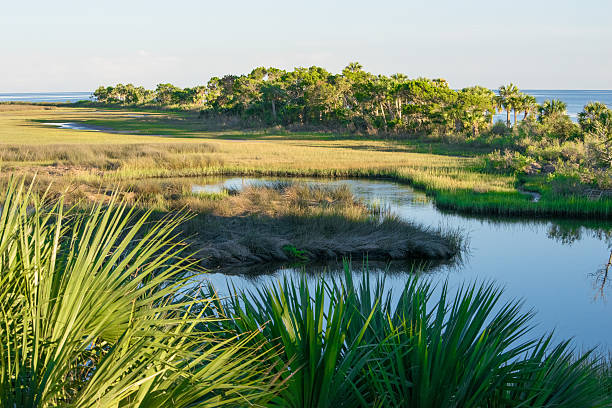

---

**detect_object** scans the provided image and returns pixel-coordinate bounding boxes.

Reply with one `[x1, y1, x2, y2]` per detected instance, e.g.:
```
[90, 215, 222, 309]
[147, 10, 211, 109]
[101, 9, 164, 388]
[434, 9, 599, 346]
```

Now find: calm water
[192, 177, 612, 351]
[0, 92, 92, 103]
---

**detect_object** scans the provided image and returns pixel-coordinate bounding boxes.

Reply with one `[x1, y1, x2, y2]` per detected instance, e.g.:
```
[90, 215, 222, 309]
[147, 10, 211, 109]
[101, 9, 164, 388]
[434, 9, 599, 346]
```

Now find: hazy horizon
[2, 0, 611, 92]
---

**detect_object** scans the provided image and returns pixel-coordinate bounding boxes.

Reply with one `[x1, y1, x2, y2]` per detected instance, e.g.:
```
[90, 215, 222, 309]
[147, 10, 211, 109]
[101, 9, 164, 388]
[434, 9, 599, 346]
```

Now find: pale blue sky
[1, 0, 611, 91]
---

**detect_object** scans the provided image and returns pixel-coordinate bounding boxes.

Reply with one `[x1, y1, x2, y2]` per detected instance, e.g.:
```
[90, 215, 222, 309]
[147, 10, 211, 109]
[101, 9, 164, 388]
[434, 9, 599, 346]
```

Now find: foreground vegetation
[0, 180, 281, 407]
[2, 180, 611, 407]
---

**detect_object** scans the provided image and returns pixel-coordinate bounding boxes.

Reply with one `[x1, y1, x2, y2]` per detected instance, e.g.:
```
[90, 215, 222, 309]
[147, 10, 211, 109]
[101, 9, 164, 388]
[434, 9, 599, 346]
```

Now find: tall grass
[0, 142, 219, 169]
[105, 165, 612, 219]
[0, 179, 280, 407]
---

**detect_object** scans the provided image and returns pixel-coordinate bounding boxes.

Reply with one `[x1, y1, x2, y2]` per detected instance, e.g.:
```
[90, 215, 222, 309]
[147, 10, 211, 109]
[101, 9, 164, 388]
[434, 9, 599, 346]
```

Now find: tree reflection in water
[544, 221, 612, 300]
[590, 250, 612, 301]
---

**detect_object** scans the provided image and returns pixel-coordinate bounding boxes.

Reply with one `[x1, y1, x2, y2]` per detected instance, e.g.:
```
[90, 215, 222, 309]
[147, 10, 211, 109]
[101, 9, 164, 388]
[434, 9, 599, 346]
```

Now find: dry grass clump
[198, 183, 361, 218]
[133, 182, 464, 267]
[111, 179, 461, 266]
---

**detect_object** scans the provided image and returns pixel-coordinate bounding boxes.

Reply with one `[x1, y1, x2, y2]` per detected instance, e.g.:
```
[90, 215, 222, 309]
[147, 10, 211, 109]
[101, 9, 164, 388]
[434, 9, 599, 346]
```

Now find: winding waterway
[192, 176, 612, 351]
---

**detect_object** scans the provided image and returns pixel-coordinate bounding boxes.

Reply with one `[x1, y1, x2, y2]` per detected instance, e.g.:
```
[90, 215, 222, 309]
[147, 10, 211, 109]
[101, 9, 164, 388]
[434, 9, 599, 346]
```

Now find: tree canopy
[91, 64, 607, 144]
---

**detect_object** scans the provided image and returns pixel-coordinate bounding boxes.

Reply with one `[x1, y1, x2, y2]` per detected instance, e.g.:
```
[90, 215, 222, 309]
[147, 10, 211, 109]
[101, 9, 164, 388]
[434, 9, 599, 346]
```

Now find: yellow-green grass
[1, 105, 610, 219]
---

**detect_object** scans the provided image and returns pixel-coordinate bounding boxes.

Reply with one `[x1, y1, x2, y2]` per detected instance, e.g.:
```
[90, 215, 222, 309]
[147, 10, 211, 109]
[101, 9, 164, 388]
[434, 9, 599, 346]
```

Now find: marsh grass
[0, 142, 219, 169]
[1, 106, 611, 218]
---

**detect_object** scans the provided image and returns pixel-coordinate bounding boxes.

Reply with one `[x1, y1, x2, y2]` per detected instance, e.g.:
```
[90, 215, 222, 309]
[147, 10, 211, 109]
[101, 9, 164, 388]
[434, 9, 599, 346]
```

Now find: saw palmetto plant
[0, 179, 280, 407]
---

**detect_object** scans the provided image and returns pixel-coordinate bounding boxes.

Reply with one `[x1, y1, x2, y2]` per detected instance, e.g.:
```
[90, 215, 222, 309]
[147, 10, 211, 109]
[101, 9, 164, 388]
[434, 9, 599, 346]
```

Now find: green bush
[0, 179, 280, 407]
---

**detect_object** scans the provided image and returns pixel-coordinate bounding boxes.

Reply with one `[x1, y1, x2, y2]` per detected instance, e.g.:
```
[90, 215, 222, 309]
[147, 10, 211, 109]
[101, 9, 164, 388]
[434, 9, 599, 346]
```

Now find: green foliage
[479, 149, 532, 173]
[580, 103, 612, 168]
[282, 244, 309, 261]
[0, 179, 279, 407]
[578, 102, 609, 133]
[216, 265, 611, 407]
[91, 64, 471, 134]
[93, 83, 153, 105]
[538, 99, 568, 123]
[456, 86, 496, 136]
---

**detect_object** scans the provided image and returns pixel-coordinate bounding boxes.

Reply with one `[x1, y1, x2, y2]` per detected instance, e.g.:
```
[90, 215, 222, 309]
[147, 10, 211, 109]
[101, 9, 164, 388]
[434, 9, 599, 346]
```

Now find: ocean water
[0, 92, 92, 103]
[518, 89, 612, 121]
[486, 89, 612, 123]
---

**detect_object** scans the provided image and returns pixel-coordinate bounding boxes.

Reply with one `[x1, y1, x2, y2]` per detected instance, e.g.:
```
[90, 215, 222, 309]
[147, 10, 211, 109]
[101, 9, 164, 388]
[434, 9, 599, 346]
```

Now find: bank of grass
[2, 178, 611, 407]
[1, 104, 611, 219]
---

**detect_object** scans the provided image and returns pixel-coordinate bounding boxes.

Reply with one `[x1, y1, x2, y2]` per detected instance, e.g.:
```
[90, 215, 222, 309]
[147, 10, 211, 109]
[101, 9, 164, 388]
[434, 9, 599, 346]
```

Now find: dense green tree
[498, 83, 519, 127]
[582, 105, 612, 167]
[260, 82, 284, 121]
[91, 66, 601, 147]
[578, 102, 610, 133]
[154, 83, 181, 104]
[537, 99, 578, 142]
[520, 94, 538, 120]
[93, 84, 149, 104]
[93, 86, 113, 103]
[538, 99, 568, 122]
[456, 86, 496, 137]
[399, 78, 457, 133]
[509, 94, 524, 126]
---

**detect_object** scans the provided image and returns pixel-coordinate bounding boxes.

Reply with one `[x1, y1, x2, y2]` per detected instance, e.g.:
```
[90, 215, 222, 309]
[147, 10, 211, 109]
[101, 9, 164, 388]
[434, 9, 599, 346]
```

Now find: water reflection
[168, 176, 612, 349]
[547, 221, 612, 247]
[590, 250, 612, 302]
[215, 257, 456, 278]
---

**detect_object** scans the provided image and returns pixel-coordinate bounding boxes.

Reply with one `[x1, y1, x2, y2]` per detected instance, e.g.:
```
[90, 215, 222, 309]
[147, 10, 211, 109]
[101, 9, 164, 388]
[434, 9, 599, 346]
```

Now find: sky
[1, 0, 611, 91]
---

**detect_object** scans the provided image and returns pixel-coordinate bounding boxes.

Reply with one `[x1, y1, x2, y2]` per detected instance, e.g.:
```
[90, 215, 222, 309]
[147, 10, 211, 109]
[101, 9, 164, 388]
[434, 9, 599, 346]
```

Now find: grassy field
[1, 104, 610, 218]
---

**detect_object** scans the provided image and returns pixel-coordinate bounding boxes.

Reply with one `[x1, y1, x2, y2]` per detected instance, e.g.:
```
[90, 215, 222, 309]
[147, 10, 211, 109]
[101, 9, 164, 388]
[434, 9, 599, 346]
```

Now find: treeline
[92, 63, 574, 135]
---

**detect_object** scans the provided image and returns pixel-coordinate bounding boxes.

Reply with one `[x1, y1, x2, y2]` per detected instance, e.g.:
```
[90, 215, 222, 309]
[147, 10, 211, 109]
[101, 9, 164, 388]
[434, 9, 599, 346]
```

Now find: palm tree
[578, 101, 609, 133]
[521, 94, 538, 120]
[491, 94, 503, 125]
[498, 83, 519, 127]
[509, 94, 524, 126]
[538, 99, 567, 123]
